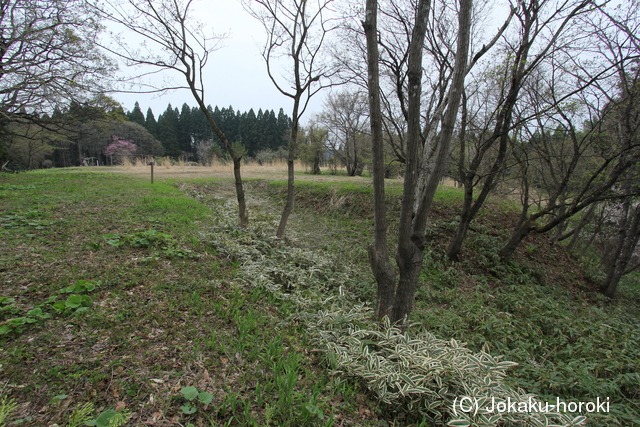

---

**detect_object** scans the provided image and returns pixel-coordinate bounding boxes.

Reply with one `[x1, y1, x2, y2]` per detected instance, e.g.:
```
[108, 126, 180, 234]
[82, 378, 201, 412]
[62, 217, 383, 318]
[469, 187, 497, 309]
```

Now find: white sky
[112, 0, 326, 120]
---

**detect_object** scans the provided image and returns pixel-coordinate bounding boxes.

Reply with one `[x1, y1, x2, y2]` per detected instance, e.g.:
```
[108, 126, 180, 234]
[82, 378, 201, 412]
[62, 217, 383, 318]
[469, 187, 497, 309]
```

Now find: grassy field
[0, 168, 384, 427]
[1, 166, 639, 426]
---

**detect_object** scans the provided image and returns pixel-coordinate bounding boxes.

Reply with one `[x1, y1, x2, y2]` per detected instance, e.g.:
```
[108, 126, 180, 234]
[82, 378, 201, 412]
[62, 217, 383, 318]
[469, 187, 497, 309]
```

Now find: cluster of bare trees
[352, 0, 640, 319]
[0, 0, 114, 170]
[2, 0, 639, 318]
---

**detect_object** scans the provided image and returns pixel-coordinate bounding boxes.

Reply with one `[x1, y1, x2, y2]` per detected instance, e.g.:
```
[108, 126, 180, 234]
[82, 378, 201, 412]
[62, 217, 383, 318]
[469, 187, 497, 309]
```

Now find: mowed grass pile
[0, 169, 381, 427]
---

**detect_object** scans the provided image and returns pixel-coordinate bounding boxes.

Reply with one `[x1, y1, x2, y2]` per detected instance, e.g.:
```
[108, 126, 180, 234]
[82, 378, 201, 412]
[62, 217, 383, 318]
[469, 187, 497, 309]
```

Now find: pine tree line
[127, 102, 292, 159]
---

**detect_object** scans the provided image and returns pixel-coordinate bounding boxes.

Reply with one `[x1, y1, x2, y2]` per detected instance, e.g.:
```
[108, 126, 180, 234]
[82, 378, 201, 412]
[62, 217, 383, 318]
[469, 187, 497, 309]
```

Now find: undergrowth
[257, 179, 639, 426]
[2, 170, 637, 426]
[200, 198, 589, 426]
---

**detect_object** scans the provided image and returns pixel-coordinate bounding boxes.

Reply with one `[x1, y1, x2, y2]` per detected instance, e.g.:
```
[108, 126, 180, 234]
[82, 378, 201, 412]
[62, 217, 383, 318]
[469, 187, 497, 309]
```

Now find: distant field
[101, 161, 378, 183]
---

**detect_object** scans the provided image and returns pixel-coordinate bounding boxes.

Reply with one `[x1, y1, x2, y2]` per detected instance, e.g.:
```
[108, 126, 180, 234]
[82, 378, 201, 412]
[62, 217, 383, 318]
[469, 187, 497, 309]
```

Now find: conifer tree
[178, 103, 193, 156]
[127, 102, 146, 127]
[144, 108, 158, 138]
[157, 104, 180, 157]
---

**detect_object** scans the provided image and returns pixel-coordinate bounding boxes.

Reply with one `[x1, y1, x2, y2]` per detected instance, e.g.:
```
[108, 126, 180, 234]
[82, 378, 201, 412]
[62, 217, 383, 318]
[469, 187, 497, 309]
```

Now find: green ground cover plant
[194, 186, 587, 426]
[0, 169, 381, 426]
[1, 169, 638, 426]
[257, 179, 639, 426]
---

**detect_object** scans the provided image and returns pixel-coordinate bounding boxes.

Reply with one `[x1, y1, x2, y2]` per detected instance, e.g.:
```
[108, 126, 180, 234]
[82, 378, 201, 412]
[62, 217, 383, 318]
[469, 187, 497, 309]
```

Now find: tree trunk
[603, 200, 640, 298]
[498, 205, 534, 262]
[445, 2, 536, 262]
[566, 202, 596, 253]
[232, 157, 248, 226]
[311, 153, 321, 174]
[193, 91, 249, 227]
[276, 100, 300, 239]
[446, 181, 474, 260]
[389, 0, 432, 322]
[387, 0, 471, 323]
[364, 0, 397, 319]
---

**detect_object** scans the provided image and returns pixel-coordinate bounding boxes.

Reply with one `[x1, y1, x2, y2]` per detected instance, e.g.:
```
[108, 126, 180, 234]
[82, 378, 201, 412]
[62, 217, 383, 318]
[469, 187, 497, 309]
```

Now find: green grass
[258, 176, 640, 426]
[2, 168, 639, 426]
[0, 169, 383, 427]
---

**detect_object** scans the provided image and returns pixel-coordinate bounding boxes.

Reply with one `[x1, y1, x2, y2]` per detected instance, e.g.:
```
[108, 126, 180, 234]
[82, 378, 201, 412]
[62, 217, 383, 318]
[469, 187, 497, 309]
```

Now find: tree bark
[363, 0, 396, 319]
[276, 99, 300, 239]
[566, 202, 596, 253]
[191, 89, 249, 227]
[366, 0, 472, 323]
[391, 0, 472, 322]
[391, 0, 432, 323]
[603, 199, 640, 298]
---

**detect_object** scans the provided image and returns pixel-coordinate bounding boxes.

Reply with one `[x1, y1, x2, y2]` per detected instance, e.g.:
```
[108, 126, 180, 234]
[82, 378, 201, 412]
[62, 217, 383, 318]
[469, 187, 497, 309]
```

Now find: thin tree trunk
[276, 100, 300, 239]
[603, 201, 640, 298]
[498, 221, 534, 262]
[447, 181, 474, 260]
[192, 91, 249, 227]
[566, 202, 596, 253]
[364, 0, 396, 319]
[445, 1, 536, 261]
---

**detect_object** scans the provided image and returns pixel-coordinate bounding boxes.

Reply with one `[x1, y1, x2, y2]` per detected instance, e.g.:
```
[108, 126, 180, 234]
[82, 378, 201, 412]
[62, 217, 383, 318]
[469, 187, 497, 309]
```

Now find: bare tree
[318, 90, 369, 176]
[493, 0, 640, 263]
[366, 0, 473, 322]
[498, 103, 640, 263]
[446, 0, 599, 261]
[244, 0, 338, 238]
[95, 0, 248, 226]
[0, 0, 113, 165]
[297, 122, 327, 174]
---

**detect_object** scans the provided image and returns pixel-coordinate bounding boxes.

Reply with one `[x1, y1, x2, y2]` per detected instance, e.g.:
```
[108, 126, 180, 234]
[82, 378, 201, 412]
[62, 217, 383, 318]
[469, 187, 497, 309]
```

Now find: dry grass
[91, 159, 383, 184]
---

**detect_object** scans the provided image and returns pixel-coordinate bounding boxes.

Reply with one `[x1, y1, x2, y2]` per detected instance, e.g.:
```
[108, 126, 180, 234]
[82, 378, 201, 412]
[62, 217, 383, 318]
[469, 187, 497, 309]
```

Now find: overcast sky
[112, 0, 328, 120]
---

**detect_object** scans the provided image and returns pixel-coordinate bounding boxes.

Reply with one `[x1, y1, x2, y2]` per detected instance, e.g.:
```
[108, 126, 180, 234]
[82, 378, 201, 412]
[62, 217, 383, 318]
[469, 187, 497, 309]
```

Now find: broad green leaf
[50, 394, 68, 403]
[197, 391, 213, 404]
[86, 409, 118, 427]
[180, 386, 199, 401]
[180, 403, 197, 414]
[52, 300, 66, 311]
[65, 295, 83, 308]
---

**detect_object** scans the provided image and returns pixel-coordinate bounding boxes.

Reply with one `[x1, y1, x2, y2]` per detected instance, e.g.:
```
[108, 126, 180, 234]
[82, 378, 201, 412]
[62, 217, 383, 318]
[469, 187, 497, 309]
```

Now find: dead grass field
[83, 160, 464, 188]
[99, 159, 380, 183]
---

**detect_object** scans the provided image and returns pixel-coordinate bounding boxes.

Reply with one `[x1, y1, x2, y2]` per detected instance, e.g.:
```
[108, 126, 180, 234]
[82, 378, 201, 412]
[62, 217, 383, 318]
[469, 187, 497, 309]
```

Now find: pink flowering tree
[104, 136, 137, 164]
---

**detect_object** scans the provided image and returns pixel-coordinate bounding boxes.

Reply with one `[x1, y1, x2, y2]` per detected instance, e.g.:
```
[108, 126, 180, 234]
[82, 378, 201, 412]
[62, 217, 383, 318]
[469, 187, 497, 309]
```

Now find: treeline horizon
[1, 96, 294, 171]
[126, 101, 293, 160]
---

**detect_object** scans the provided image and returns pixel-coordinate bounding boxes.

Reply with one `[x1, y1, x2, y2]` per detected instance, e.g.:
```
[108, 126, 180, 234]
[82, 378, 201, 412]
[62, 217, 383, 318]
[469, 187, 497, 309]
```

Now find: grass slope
[0, 169, 381, 427]
[1, 169, 638, 426]
[259, 179, 640, 426]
